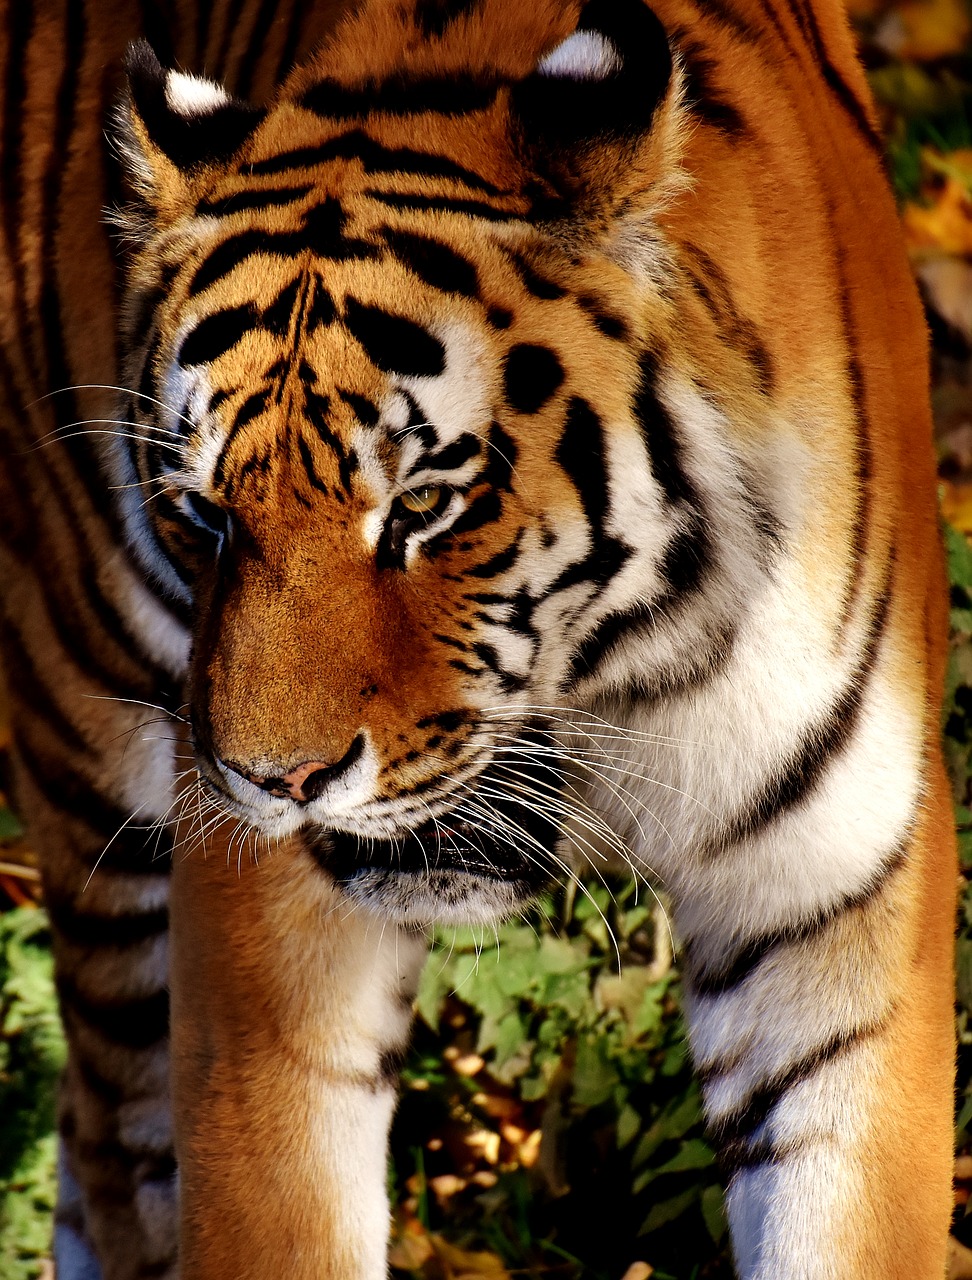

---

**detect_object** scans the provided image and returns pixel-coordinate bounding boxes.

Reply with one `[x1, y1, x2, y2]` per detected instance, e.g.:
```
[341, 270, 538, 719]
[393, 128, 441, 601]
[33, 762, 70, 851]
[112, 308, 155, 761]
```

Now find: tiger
[0, 0, 955, 1275]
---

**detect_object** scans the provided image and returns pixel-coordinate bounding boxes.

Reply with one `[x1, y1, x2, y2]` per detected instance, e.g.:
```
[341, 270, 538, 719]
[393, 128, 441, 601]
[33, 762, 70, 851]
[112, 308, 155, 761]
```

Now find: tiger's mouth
[304, 747, 563, 923]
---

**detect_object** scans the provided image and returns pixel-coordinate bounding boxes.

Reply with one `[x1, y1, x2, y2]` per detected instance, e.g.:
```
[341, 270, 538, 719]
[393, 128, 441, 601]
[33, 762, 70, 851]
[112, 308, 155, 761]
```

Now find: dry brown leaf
[917, 257, 972, 344]
[904, 178, 972, 257]
[941, 481, 972, 535]
[431, 1236, 511, 1280]
[875, 0, 971, 59]
[389, 1217, 435, 1271]
[620, 1265, 654, 1280]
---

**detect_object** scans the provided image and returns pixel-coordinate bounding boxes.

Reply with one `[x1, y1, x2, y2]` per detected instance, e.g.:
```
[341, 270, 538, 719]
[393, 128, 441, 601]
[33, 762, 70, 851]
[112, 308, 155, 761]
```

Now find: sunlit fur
[0, 0, 955, 1275]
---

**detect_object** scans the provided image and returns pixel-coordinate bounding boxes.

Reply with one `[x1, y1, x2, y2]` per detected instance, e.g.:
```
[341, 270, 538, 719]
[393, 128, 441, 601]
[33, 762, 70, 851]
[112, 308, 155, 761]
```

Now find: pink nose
[225, 735, 365, 803]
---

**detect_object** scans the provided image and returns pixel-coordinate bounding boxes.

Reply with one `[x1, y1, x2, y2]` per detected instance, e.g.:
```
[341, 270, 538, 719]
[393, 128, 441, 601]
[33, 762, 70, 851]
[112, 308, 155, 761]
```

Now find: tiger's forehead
[156, 153, 641, 503]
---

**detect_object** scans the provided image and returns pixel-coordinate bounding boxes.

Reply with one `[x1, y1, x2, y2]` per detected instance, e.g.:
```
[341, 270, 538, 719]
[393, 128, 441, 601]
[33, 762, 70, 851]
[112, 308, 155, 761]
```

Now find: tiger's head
[109, 0, 756, 923]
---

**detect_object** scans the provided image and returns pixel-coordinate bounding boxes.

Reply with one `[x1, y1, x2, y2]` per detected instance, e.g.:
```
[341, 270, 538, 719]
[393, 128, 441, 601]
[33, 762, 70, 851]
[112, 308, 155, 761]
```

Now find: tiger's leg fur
[687, 782, 954, 1278]
[169, 825, 426, 1279]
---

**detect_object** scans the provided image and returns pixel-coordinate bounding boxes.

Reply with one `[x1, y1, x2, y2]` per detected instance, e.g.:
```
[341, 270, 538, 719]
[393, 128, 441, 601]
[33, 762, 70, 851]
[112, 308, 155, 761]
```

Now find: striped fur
[0, 0, 954, 1276]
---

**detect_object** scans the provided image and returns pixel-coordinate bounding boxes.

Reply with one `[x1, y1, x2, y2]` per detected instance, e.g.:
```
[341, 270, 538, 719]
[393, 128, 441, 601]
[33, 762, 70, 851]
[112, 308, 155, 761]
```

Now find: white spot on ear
[164, 70, 230, 117]
[536, 30, 622, 81]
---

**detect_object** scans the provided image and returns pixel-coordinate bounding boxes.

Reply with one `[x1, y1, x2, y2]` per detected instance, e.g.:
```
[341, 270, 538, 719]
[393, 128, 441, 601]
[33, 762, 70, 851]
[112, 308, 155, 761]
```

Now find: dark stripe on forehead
[382, 229, 480, 298]
[178, 304, 259, 366]
[301, 75, 500, 121]
[343, 297, 446, 376]
[188, 200, 378, 297]
[247, 129, 503, 194]
[196, 185, 313, 217]
[338, 388, 380, 427]
[297, 434, 329, 494]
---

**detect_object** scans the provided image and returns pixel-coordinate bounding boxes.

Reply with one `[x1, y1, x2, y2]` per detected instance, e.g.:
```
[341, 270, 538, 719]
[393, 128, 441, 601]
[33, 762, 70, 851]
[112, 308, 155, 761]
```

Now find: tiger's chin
[304, 823, 553, 926]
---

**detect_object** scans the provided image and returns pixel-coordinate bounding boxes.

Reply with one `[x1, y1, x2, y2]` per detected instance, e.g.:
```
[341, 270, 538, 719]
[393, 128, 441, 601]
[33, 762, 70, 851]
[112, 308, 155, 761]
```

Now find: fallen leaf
[620, 1265, 654, 1280]
[941, 482, 972, 535]
[389, 1217, 435, 1271]
[918, 257, 972, 344]
[904, 178, 972, 257]
[875, 0, 971, 59]
[432, 1236, 511, 1279]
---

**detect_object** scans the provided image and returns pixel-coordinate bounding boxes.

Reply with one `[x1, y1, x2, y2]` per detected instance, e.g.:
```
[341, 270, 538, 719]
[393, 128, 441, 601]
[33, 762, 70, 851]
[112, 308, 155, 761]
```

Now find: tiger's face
[111, 0, 729, 922]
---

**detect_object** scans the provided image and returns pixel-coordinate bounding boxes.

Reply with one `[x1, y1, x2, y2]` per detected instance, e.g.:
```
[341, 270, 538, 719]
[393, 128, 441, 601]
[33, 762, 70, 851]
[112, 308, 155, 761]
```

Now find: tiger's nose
[224, 734, 365, 803]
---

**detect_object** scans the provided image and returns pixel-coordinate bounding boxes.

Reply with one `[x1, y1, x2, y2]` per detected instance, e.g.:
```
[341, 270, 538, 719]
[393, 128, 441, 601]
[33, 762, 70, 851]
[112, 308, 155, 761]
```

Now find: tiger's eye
[399, 486, 443, 514]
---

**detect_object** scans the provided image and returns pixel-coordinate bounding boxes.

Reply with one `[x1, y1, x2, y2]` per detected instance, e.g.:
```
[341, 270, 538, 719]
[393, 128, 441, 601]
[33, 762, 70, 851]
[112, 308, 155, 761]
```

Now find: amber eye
[399, 486, 445, 515]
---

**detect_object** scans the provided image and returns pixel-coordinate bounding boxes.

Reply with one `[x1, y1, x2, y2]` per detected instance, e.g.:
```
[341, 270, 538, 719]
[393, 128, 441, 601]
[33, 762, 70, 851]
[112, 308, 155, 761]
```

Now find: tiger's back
[0, 0, 955, 1277]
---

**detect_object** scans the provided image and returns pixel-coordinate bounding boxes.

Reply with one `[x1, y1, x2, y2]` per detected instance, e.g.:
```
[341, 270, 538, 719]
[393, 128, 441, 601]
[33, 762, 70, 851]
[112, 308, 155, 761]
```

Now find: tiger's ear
[116, 41, 265, 214]
[511, 0, 674, 226]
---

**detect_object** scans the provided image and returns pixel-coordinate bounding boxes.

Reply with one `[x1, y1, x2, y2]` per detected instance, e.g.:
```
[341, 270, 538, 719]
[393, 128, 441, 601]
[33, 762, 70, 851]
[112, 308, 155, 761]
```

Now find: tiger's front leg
[679, 763, 955, 1279]
[169, 823, 426, 1279]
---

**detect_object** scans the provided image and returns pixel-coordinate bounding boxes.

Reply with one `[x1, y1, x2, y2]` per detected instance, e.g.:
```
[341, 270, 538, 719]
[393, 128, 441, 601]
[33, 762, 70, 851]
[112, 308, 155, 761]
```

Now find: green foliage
[392, 883, 731, 1278]
[0, 908, 64, 1280]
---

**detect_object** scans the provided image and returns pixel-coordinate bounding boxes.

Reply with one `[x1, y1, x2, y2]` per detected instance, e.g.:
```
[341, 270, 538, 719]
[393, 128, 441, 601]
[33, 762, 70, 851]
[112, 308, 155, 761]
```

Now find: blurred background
[5, 4, 972, 1277]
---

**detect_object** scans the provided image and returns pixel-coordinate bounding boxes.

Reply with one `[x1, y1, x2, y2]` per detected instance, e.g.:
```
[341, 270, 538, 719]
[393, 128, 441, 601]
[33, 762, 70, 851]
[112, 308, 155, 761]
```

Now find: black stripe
[213, 389, 271, 488]
[423, 432, 481, 472]
[635, 354, 699, 507]
[179, 304, 259, 366]
[188, 202, 377, 297]
[297, 434, 328, 493]
[833, 257, 873, 638]
[678, 42, 747, 136]
[301, 75, 499, 121]
[197, 184, 312, 217]
[714, 583, 891, 853]
[46, 892, 169, 950]
[686, 838, 907, 996]
[468, 529, 524, 579]
[0, 621, 88, 753]
[507, 252, 566, 300]
[365, 189, 518, 222]
[707, 1018, 885, 1152]
[58, 977, 169, 1050]
[680, 247, 774, 393]
[13, 737, 174, 875]
[338, 388, 380, 427]
[343, 297, 445, 376]
[383, 228, 480, 297]
[556, 397, 609, 537]
[796, 0, 883, 153]
[249, 128, 504, 195]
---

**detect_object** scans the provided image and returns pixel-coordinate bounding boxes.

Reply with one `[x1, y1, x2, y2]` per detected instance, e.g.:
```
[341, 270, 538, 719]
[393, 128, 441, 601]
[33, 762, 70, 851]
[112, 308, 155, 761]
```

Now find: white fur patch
[537, 31, 622, 81]
[164, 70, 230, 117]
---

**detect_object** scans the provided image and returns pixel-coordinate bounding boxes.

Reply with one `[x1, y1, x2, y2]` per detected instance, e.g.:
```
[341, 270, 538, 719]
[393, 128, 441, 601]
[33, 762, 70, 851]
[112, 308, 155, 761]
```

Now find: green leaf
[947, 524, 972, 593]
[572, 1034, 620, 1108]
[632, 1091, 702, 1169]
[701, 1184, 728, 1244]
[0, 807, 24, 840]
[639, 1186, 699, 1235]
[616, 1102, 642, 1150]
[647, 1139, 716, 1181]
